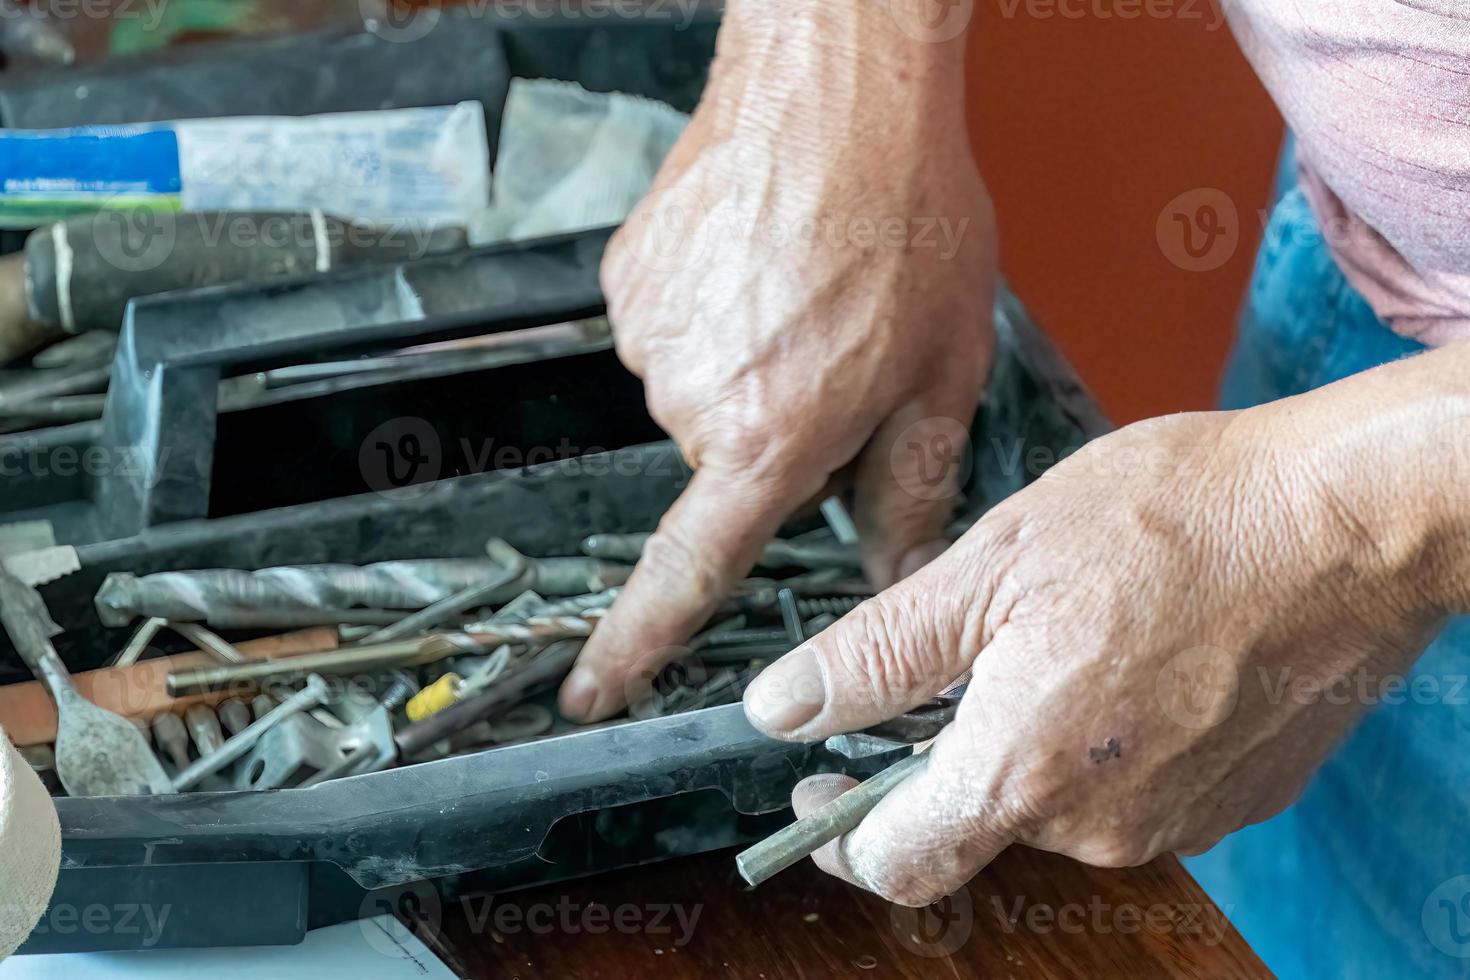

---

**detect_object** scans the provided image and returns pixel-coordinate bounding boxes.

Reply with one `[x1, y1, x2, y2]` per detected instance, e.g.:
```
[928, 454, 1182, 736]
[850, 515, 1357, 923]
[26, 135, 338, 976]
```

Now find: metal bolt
[150, 713, 191, 773]
[216, 699, 252, 738]
[250, 694, 277, 722]
[184, 703, 225, 755]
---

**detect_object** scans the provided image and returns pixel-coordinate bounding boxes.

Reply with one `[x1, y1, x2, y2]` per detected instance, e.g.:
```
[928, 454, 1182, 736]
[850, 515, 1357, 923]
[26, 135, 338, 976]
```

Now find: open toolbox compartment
[11, 265, 1107, 953]
[0, 7, 1112, 956]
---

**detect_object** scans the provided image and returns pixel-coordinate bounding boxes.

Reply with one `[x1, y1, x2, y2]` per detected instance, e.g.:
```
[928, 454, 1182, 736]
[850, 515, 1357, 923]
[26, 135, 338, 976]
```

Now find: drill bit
[166, 613, 605, 695]
[96, 556, 631, 629]
[581, 533, 860, 571]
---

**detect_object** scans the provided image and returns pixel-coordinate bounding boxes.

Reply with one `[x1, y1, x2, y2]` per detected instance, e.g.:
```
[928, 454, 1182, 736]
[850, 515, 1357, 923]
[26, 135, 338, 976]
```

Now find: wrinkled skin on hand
[744, 379, 1469, 906]
[559, 8, 997, 722]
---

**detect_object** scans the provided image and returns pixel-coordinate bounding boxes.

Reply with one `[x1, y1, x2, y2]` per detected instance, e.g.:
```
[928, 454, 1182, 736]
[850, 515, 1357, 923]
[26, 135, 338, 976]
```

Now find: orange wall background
[965, 1, 1283, 424]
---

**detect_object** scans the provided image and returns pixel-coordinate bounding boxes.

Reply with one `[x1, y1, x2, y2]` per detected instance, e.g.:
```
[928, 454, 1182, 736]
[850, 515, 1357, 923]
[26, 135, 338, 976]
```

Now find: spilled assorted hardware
[3, 525, 875, 798]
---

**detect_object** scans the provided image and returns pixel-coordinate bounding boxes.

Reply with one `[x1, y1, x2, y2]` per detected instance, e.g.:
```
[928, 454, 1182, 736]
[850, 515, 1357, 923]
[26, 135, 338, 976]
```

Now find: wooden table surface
[420, 846, 1271, 979]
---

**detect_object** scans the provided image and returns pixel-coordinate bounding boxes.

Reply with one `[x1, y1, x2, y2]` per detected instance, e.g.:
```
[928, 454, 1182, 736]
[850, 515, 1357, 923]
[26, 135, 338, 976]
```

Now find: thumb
[742, 548, 986, 740]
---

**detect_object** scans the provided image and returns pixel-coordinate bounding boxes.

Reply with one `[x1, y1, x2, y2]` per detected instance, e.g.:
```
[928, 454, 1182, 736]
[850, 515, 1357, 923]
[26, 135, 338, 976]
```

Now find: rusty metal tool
[185, 704, 226, 756]
[113, 617, 167, 668]
[819, 497, 860, 546]
[0, 569, 171, 796]
[823, 697, 959, 760]
[776, 588, 806, 645]
[234, 700, 396, 791]
[736, 750, 931, 888]
[150, 713, 192, 774]
[95, 557, 628, 630]
[582, 533, 860, 571]
[0, 628, 338, 748]
[172, 675, 331, 791]
[251, 694, 278, 721]
[167, 614, 603, 695]
[216, 699, 253, 738]
[736, 695, 961, 887]
[359, 539, 529, 644]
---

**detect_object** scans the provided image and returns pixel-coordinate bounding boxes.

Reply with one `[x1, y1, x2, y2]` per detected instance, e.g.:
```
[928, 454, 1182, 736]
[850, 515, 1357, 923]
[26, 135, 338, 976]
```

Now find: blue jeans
[1185, 168, 1470, 978]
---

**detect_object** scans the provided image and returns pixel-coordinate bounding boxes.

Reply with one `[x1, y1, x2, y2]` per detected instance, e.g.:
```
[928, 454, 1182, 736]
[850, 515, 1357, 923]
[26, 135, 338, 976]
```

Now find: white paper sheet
[0, 915, 455, 979]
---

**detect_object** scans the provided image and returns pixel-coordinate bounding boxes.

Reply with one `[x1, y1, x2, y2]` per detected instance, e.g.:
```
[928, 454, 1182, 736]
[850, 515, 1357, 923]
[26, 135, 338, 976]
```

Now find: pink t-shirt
[1224, 2, 1470, 346]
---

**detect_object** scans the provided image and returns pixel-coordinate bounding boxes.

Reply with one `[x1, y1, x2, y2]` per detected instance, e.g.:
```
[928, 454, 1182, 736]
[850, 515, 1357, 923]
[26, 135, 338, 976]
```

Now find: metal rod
[167, 621, 247, 664]
[777, 588, 806, 645]
[582, 533, 860, 571]
[820, 497, 860, 546]
[113, 617, 166, 667]
[0, 364, 110, 413]
[166, 633, 491, 695]
[96, 559, 627, 630]
[359, 540, 528, 644]
[166, 615, 601, 696]
[735, 751, 931, 887]
[172, 675, 330, 791]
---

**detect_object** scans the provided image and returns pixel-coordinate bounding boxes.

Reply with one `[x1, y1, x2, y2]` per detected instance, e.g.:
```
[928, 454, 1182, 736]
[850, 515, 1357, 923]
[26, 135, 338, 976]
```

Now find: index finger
[558, 465, 817, 722]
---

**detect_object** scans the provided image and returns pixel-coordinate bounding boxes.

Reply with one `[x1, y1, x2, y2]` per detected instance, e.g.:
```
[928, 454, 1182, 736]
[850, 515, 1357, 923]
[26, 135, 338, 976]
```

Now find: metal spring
[796, 596, 864, 617]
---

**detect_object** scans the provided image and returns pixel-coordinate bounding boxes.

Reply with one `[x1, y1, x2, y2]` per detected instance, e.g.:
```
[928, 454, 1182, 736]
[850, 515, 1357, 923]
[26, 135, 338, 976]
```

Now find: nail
[743, 647, 826, 737]
[558, 666, 600, 721]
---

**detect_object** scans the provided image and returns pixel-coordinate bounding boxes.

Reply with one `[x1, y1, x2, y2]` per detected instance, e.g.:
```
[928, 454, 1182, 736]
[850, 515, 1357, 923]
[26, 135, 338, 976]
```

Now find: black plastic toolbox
[11, 268, 1106, 954]
[0, 8, 1112, 955]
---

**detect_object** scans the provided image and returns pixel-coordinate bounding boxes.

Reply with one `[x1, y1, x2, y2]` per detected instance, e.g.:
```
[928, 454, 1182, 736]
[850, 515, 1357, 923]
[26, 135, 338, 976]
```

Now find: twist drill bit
[166, 612, 606, 696]
[581, 533, 860, 571]
[95, 555, 631, 629]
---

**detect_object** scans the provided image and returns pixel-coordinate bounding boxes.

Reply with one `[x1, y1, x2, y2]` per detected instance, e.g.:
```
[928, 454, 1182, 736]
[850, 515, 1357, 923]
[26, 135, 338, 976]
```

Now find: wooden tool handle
[0, 627, 338, 747]
[0, 253, 63, 366]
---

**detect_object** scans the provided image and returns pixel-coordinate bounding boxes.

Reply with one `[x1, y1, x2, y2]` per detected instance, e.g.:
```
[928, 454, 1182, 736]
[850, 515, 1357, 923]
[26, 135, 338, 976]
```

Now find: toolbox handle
[93, 228, 614, 540]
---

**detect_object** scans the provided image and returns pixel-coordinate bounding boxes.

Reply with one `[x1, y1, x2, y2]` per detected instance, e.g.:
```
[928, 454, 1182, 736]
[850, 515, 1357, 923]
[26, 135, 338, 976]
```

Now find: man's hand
[559, 1, 997, 721]
[742, 347, 1470, 905]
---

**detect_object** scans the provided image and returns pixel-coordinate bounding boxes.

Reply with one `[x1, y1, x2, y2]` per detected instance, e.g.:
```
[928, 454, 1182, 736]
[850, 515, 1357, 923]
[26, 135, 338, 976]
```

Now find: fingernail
[897, 540, 949, 581]
[744, 647, 826, 737]
[559, 666, 599, 721]
[791, 773, 857, 818]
